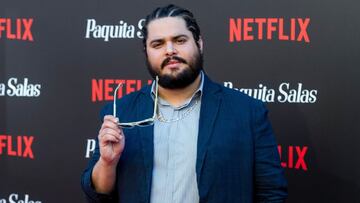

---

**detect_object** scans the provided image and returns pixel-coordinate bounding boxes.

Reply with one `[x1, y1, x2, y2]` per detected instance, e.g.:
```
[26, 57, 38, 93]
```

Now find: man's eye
[177, 38, 186, 44]
[152, 43, 162, 48]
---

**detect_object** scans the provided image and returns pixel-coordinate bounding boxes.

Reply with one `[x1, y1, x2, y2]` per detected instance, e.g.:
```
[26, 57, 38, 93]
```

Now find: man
[81, 4, 287, 203]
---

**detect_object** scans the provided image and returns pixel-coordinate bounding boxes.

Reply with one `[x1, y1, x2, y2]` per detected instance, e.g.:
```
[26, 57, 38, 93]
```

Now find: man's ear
[143, 46, 148, 57]
[198, 36, 204, 54]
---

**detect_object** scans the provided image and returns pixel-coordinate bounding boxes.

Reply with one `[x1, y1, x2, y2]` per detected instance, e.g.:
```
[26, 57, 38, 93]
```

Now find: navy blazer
[81, 74, 288, 203]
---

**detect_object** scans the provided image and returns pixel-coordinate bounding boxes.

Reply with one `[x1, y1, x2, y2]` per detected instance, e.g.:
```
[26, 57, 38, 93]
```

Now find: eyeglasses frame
[113, 76, 159, 128]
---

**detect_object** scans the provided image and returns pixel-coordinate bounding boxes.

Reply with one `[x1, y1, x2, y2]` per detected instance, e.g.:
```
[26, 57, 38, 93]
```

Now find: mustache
[161, 56, 187, 69]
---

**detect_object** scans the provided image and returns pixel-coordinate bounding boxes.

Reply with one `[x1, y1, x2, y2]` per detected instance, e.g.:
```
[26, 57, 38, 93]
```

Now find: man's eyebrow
[149, 38, 164, 44]
[172, 35, 191, 42]
[173, 34, 189, 39]
[149, 34, 190, 44]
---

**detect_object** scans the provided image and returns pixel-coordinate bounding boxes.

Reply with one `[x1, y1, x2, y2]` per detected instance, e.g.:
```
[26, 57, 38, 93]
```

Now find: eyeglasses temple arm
[153, 76, 159, 118]
[113, 83, 123, 117]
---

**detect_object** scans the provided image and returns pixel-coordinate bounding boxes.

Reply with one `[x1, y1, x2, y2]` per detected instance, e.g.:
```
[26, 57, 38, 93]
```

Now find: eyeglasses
[113, 76, 158, 128]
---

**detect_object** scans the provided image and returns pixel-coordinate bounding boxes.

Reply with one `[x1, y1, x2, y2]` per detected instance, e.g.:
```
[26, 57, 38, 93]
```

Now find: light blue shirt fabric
[150, 72, 204, 203]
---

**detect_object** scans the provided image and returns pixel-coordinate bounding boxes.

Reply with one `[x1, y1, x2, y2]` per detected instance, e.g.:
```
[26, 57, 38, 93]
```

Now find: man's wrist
[98, 156, 119, 169]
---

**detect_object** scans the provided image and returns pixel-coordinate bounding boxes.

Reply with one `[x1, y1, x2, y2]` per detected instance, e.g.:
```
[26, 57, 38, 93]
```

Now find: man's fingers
[100, 133, 121, 143]
[101, 117, 123, 135]
[101, 121, 121, 133]
[103, 115, 119, 123]
[101, 128, 122, 139]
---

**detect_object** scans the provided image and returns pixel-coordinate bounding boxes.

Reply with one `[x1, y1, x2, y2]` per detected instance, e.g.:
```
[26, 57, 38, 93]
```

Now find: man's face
[145, 17, 203, 89]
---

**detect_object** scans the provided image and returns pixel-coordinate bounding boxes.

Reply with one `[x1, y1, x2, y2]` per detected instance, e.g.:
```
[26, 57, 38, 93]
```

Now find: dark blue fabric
[81, 74, 288, 203]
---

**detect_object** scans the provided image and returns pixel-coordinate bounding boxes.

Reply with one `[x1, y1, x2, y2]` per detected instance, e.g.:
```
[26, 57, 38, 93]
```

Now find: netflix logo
[0, 18, 34, 41]
[278, 145, 308, 171]
[229, 18, 310, 43]
[0, 135, 34, 159]
[91, 79, 152, 102]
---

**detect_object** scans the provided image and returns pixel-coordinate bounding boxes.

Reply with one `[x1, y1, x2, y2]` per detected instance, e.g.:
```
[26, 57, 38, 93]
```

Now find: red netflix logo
[0, 135, 34, 159]
[278, 145, 308, 171]
[0, 18, 34, 41]
[229, 18, 310, 43]
[92, 79, 152, 102]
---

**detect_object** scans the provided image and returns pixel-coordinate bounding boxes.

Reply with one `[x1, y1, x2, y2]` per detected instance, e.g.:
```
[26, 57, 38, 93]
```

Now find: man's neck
[158, 73, 202, 107]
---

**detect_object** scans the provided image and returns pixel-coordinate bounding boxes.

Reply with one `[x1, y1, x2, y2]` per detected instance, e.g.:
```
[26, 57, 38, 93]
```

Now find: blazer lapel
[138, 86, 155, 200]
[196, 74, 222, 184]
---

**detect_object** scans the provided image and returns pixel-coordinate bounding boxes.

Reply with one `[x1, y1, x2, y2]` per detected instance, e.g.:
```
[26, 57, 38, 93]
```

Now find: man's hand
[98, 115, 125, 166]
[91, 115, 125, 194]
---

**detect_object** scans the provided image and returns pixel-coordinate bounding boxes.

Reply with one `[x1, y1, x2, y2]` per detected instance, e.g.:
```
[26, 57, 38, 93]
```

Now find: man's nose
[165, 42, 177, 56]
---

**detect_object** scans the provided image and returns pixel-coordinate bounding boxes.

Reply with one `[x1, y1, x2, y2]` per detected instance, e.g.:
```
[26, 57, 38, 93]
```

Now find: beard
[146, 49, 203, 89]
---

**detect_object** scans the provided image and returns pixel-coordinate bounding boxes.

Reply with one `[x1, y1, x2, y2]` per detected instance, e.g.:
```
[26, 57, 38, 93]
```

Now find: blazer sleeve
[252, 100, 288, 202]
[81, 103, 118, 203]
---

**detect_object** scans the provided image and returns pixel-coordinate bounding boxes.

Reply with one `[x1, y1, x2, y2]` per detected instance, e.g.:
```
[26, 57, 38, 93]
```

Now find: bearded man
[82, 4, 287, 203]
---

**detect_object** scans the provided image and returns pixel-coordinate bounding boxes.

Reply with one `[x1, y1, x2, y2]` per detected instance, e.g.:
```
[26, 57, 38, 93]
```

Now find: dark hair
[142, 4, 201, 49]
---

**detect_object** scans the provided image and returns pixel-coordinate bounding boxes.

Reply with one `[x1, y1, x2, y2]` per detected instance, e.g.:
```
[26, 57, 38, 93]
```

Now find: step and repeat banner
[1, 0, 359, 202]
